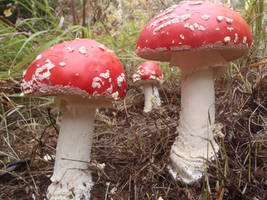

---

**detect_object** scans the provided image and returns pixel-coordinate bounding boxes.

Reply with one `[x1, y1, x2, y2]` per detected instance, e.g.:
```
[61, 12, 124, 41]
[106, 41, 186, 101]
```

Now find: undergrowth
[0, 0, 266, 199]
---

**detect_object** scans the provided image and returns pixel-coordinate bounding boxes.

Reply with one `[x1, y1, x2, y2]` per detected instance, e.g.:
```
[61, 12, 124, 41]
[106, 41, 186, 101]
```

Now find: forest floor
[0, 66, 266, 200]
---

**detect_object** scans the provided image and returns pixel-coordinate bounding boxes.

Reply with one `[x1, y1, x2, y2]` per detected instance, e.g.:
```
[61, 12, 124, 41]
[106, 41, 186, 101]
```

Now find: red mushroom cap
[132, 61, 163, 85]
[21, 39, 127, 101]
[136, 1, 252, 62]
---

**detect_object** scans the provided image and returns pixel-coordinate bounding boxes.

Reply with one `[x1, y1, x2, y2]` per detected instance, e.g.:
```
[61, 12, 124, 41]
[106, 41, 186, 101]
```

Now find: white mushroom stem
[47, 101, 96, 200]
[143, 83, 161, 113]
[168, 51, 227, 184]
[153, 85, 161, 107]
[179, 69, 216, 145]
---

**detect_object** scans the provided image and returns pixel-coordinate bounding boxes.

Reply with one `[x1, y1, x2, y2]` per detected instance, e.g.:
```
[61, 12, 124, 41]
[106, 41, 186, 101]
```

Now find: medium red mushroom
[132, 61, 163, 112]
[136, 1, 252, 183]
[21, 39, 127, 199]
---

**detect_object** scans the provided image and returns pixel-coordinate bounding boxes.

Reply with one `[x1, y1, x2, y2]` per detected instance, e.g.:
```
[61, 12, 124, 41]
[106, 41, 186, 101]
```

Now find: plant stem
[71, 0, 77, 25]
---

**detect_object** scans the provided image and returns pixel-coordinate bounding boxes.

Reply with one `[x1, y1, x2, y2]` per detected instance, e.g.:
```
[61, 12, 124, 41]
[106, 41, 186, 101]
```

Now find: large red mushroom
[21, 39, 127, 199]
[136, 1, 252, 183]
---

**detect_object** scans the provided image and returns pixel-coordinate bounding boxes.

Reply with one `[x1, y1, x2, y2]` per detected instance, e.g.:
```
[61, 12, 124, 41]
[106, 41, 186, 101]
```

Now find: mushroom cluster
[132, 61, 163, 112]
[20, 1, 253, 198]
[21, 39, 127, 199]
[136, 0, 252, 183]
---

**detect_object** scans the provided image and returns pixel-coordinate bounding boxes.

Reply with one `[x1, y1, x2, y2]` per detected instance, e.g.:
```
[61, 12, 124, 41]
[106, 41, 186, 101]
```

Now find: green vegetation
[0, 0, 266, 199]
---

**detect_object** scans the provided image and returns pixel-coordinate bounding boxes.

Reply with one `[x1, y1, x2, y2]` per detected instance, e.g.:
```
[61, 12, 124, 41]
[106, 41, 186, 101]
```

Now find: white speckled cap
[132, 61, 163, 85]
[136, 1, 252, 62]
[21, 39, 128, 101]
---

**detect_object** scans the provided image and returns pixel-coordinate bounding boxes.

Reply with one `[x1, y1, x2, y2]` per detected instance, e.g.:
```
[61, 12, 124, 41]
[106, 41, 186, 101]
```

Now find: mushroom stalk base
[47, 104, 96, 200]
[143, 83, 161, 113]
[169, 68, 219, 184]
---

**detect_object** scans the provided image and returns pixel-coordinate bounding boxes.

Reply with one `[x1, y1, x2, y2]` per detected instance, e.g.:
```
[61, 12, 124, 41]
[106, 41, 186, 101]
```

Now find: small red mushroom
[132, 61, 163, 112]
[136, 1, 252, 183]
[21, 39, 127, 199]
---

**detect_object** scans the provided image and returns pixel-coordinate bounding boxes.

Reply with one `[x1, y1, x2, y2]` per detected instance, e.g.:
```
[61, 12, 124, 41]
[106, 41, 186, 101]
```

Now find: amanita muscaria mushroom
[136, 1, 252, 183]
[132, 61, 163, 112]
[21, 39, 127, 199]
